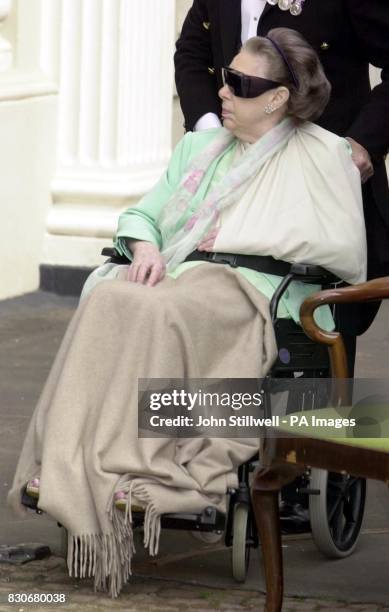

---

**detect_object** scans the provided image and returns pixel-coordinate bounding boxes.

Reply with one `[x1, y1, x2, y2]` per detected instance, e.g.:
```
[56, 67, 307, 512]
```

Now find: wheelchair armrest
[301, 276, 389, 326]
[299, 276, 389, 378]
[101, 247, 130, 265]
[101, 247, 120, 258]
[289, 263, 339, 284]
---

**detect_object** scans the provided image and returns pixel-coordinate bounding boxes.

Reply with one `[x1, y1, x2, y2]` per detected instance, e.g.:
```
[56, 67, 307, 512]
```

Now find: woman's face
[219, 50, 288, 141]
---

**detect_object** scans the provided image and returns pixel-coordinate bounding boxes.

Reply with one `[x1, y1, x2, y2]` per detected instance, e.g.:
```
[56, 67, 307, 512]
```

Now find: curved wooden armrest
[299, 276, 389, 378]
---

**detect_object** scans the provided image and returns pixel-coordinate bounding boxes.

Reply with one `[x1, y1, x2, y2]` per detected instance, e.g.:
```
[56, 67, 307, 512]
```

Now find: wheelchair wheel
[309, 468, 366, 558]
[60, 526, 68, 559]
[231, 502, 250, 582]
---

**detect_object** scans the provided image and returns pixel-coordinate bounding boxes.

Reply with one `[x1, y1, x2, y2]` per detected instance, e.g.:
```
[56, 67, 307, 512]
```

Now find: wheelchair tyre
[309, 468, 366, 558]
[231, 502, 250, 583]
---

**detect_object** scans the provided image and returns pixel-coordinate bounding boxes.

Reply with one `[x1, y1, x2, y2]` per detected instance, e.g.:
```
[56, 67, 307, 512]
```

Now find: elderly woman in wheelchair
[8, 28, 366, 597]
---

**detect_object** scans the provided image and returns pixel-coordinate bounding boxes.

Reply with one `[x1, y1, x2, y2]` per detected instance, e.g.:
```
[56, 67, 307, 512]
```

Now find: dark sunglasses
[221, 67, 282, 98]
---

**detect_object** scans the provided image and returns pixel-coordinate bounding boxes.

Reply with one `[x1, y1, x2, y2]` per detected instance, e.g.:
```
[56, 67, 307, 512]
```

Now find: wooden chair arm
[299, 276, 389, 378]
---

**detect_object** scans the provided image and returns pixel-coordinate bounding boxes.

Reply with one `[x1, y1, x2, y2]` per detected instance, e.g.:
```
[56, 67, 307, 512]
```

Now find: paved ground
[0, 291, 389, 611]
[1, 554, 389, 612]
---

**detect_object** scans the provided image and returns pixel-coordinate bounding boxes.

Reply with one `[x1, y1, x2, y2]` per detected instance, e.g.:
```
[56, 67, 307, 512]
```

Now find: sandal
[114, 491, 144, 513]
[25, 478, 40, 499]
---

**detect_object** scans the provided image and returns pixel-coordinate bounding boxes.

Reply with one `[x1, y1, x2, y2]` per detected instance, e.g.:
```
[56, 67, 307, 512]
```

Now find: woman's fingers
[127, 263, 138, 282]
[198, 228, 219, 251]
[147, 263, 165, 287]
[208, 228, 218, 239]
[127, 261, 149, 283]
[198, 239, 214, 251]
[136, 263, 151, 284]
[199, 236, 217, 251]
[125, 237, 165, 285]
[127, 256, 166, 286]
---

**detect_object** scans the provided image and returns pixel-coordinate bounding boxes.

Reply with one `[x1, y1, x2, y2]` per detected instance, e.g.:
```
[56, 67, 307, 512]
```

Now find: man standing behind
[174, 0, 389, 367]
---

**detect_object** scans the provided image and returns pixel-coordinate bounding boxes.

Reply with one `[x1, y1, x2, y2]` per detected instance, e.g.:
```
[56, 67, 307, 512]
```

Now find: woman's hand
[127, 240, 166, 287]
[197, 227, 219, 252]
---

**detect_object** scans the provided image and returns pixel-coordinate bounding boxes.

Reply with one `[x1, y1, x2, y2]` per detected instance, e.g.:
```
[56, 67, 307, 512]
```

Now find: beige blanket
[7, 263, 277, 596]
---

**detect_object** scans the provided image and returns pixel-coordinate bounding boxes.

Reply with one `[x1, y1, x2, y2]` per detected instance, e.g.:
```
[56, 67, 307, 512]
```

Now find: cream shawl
[214, 122, 367, 284]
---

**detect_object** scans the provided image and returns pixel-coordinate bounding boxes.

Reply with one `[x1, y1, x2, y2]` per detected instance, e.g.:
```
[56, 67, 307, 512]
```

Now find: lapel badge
[320, 42, 330, 51]
[202, 21, 211, 30]
[267, 0, 306, 16]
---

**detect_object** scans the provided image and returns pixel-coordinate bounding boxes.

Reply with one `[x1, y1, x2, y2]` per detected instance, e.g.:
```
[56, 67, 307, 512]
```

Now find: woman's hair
[243, 28, 331, 122]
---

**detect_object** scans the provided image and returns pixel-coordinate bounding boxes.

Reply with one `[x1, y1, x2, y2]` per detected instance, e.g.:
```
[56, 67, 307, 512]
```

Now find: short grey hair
[243, 28, 331, 122]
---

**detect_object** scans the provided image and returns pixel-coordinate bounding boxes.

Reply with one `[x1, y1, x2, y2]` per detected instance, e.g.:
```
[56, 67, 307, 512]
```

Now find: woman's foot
[21, 479, 41, 511]
[25, 478, 40, 499]
[114, 491, 144, 513]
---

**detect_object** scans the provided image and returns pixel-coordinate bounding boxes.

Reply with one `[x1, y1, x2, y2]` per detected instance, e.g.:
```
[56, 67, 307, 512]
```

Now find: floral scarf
[159, 117, 297, 271]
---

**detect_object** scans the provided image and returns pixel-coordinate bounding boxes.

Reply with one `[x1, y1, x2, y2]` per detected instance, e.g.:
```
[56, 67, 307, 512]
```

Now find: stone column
[0, 0, 58, 300]
[41, 0, 176, 268]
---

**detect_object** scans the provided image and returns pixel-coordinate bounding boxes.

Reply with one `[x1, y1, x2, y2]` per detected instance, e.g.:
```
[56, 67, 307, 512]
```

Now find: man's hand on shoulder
[345, 137, 374, 183]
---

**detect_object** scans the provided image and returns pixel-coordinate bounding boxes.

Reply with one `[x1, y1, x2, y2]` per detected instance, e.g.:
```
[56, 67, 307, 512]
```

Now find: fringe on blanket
[110, 476, 162, 557]
[67, 506, 135, 597]
[67, 477, 162, 598]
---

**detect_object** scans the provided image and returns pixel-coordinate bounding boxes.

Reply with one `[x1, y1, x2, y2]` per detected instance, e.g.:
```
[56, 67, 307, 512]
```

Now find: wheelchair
[22, 249, 366, 583]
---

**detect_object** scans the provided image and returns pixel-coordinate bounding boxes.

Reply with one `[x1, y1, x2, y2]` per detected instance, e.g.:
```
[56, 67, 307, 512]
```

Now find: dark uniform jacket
[174, 0, 389, 334]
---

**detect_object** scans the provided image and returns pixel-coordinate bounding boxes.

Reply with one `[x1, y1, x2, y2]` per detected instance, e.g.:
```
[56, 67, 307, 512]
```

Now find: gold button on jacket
[320, 42, 330, 51]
